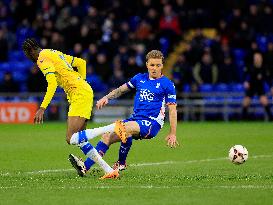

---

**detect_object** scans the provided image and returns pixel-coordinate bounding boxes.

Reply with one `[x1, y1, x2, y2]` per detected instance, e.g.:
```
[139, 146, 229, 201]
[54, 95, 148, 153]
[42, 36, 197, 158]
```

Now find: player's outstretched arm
[165, 104, 179, 148]
[96, 84, 130, 109]
[35, 74, 58, 124]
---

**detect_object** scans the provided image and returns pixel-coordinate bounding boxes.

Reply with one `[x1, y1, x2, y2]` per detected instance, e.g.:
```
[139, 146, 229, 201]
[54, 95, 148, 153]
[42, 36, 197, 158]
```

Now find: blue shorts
[123, 117, 161, 140]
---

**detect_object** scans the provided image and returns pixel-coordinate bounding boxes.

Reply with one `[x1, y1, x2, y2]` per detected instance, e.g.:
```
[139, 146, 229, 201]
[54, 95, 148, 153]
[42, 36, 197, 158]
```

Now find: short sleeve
[63, 54, 74, 66]
[126, 74, 140, 89]
[165, 81, 177, 105]
[37, 58, 56, 76]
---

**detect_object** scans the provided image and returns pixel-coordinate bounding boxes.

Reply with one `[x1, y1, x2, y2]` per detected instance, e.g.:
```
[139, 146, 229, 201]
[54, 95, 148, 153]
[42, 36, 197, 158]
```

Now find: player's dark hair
[22, 38, 41, 62]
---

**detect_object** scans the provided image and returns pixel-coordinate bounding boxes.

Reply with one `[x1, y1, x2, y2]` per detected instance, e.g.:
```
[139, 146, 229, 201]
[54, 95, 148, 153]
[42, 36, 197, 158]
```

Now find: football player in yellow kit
[22, 38, 124, 179]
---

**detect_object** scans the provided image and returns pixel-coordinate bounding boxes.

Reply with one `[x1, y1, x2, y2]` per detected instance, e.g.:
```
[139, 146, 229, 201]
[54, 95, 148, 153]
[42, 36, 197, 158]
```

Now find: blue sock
[118, 136, 133, 165]
[84, 141, 109, 170]
[80, 142, 93, 155]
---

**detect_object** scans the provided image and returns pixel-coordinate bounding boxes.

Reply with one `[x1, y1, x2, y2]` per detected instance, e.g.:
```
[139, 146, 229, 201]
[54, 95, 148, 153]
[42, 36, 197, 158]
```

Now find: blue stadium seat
[9, 61, 30, 72]
[0, 62, 11, 72]
[227, 96, 243, 119]
[27, 96, 38, 102]
[203, 96, 225, 120]
[183, 84, 191, 93]
[129, 16, 141, 31]
[229, 83, 244, 92]
[199, 84, 213, 92]
[233, 48, 246, 82]
[159, 37, 169, 57]
[214, 83, 229, 92]
[12, 71, 27, 82]
[86, 74, 108, 92]
[256, 34, 268, 52]
[56, 87, 64, 93]
[204, 38, 214, 47]
[8, 50, 27, 61]
[264, 82, 270, 93]
[235, 62, 245, 82]
[233, 48, 246, 61]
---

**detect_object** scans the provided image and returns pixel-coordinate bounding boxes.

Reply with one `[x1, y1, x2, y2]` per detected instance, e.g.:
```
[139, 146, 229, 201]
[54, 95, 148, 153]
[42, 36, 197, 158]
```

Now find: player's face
[146, 58, 163, 79]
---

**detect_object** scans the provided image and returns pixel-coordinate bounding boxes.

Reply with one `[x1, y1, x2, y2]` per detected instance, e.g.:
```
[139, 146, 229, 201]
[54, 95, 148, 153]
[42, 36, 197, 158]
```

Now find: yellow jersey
[37, 49, 90, 109]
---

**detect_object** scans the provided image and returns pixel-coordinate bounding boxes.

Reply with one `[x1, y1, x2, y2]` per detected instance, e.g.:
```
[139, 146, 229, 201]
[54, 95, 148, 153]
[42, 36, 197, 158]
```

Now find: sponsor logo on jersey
[139, 89, 154, 101]
[168, 94, 176, 99]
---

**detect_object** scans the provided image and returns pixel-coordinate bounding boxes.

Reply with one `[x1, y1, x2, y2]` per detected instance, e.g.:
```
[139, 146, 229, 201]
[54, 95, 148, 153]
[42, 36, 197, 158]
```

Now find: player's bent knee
[101, 133, 118, 146]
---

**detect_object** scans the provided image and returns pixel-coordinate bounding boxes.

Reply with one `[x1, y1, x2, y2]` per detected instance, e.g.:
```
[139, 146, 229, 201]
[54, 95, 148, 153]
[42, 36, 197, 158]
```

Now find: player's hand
[165, 134, 179, 148]
[34, 107, 45, 124]
[96, 97, 109, 109]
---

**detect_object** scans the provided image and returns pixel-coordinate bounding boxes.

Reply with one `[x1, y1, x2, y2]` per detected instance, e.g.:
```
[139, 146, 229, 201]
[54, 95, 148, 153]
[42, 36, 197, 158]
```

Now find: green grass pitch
[0, 122, 273, 205]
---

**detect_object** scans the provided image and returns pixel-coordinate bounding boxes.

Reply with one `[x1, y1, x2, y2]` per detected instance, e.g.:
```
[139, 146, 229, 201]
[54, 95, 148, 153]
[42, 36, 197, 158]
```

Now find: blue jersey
[126, 73, 176, 127]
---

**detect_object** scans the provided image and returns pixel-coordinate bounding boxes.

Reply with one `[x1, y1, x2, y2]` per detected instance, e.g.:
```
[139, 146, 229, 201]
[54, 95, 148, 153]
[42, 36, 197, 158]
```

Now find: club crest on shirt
[156, 83, 160, 88]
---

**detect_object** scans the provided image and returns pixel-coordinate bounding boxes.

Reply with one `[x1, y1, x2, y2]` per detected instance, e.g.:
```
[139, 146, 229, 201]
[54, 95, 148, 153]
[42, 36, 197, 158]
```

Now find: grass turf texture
[0, 122, 272, 205]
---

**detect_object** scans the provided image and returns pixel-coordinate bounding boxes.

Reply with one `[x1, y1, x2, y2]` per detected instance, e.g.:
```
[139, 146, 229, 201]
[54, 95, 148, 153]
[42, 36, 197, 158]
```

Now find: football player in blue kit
[69, 50, 179, 178]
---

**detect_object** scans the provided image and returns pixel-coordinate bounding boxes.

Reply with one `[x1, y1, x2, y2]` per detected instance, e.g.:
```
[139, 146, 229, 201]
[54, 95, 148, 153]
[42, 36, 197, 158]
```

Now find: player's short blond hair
[146, 50, 164, 63]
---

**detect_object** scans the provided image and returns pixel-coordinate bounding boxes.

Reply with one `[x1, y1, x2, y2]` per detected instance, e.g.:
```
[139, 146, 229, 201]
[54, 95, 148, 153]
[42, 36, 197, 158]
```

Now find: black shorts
[245, 84, 266, 97]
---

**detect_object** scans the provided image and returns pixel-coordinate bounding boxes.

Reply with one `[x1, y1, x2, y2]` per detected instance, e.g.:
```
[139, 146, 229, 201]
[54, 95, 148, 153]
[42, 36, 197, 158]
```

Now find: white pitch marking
[1, 154, 273, 176]
[25, 168, 74, 175]
[1, 185, 273, 190]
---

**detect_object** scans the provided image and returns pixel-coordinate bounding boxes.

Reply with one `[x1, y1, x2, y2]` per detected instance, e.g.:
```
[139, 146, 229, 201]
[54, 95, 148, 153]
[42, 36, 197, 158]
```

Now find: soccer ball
[228, 145, 248, 164]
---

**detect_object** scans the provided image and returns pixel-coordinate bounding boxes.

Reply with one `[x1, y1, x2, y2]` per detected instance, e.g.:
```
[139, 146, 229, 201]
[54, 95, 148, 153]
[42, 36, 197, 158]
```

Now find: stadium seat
[229, 83, 244, 92]
[86, 74, 108, 92]
[233, 48, 246, 61]
[8, 50, 27, 61]
[12, 71, 27, 82]
[256, 34, 268, 52]
[159, 37, 169, 56]
[203, 96, 225, 120]
[227, 96, 243, 120]
[264, 82, 270, 93]
[214, 83, 229, 92]
[0, 62, 11, 72]
[199, 84, 213, 92]
[27, 96, 38, 102]
[9, 61, 30, 72]
[55, 87, 63, 93]
[129, 16, 141, 31]
[235, 62, 245, 82]
[204, 38, 214, 47]
[183, 84, 191, 93]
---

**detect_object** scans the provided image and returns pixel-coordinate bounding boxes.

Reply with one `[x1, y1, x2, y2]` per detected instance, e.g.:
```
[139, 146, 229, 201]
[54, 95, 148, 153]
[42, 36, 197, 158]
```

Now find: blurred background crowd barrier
[0, 0, 272, 122]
